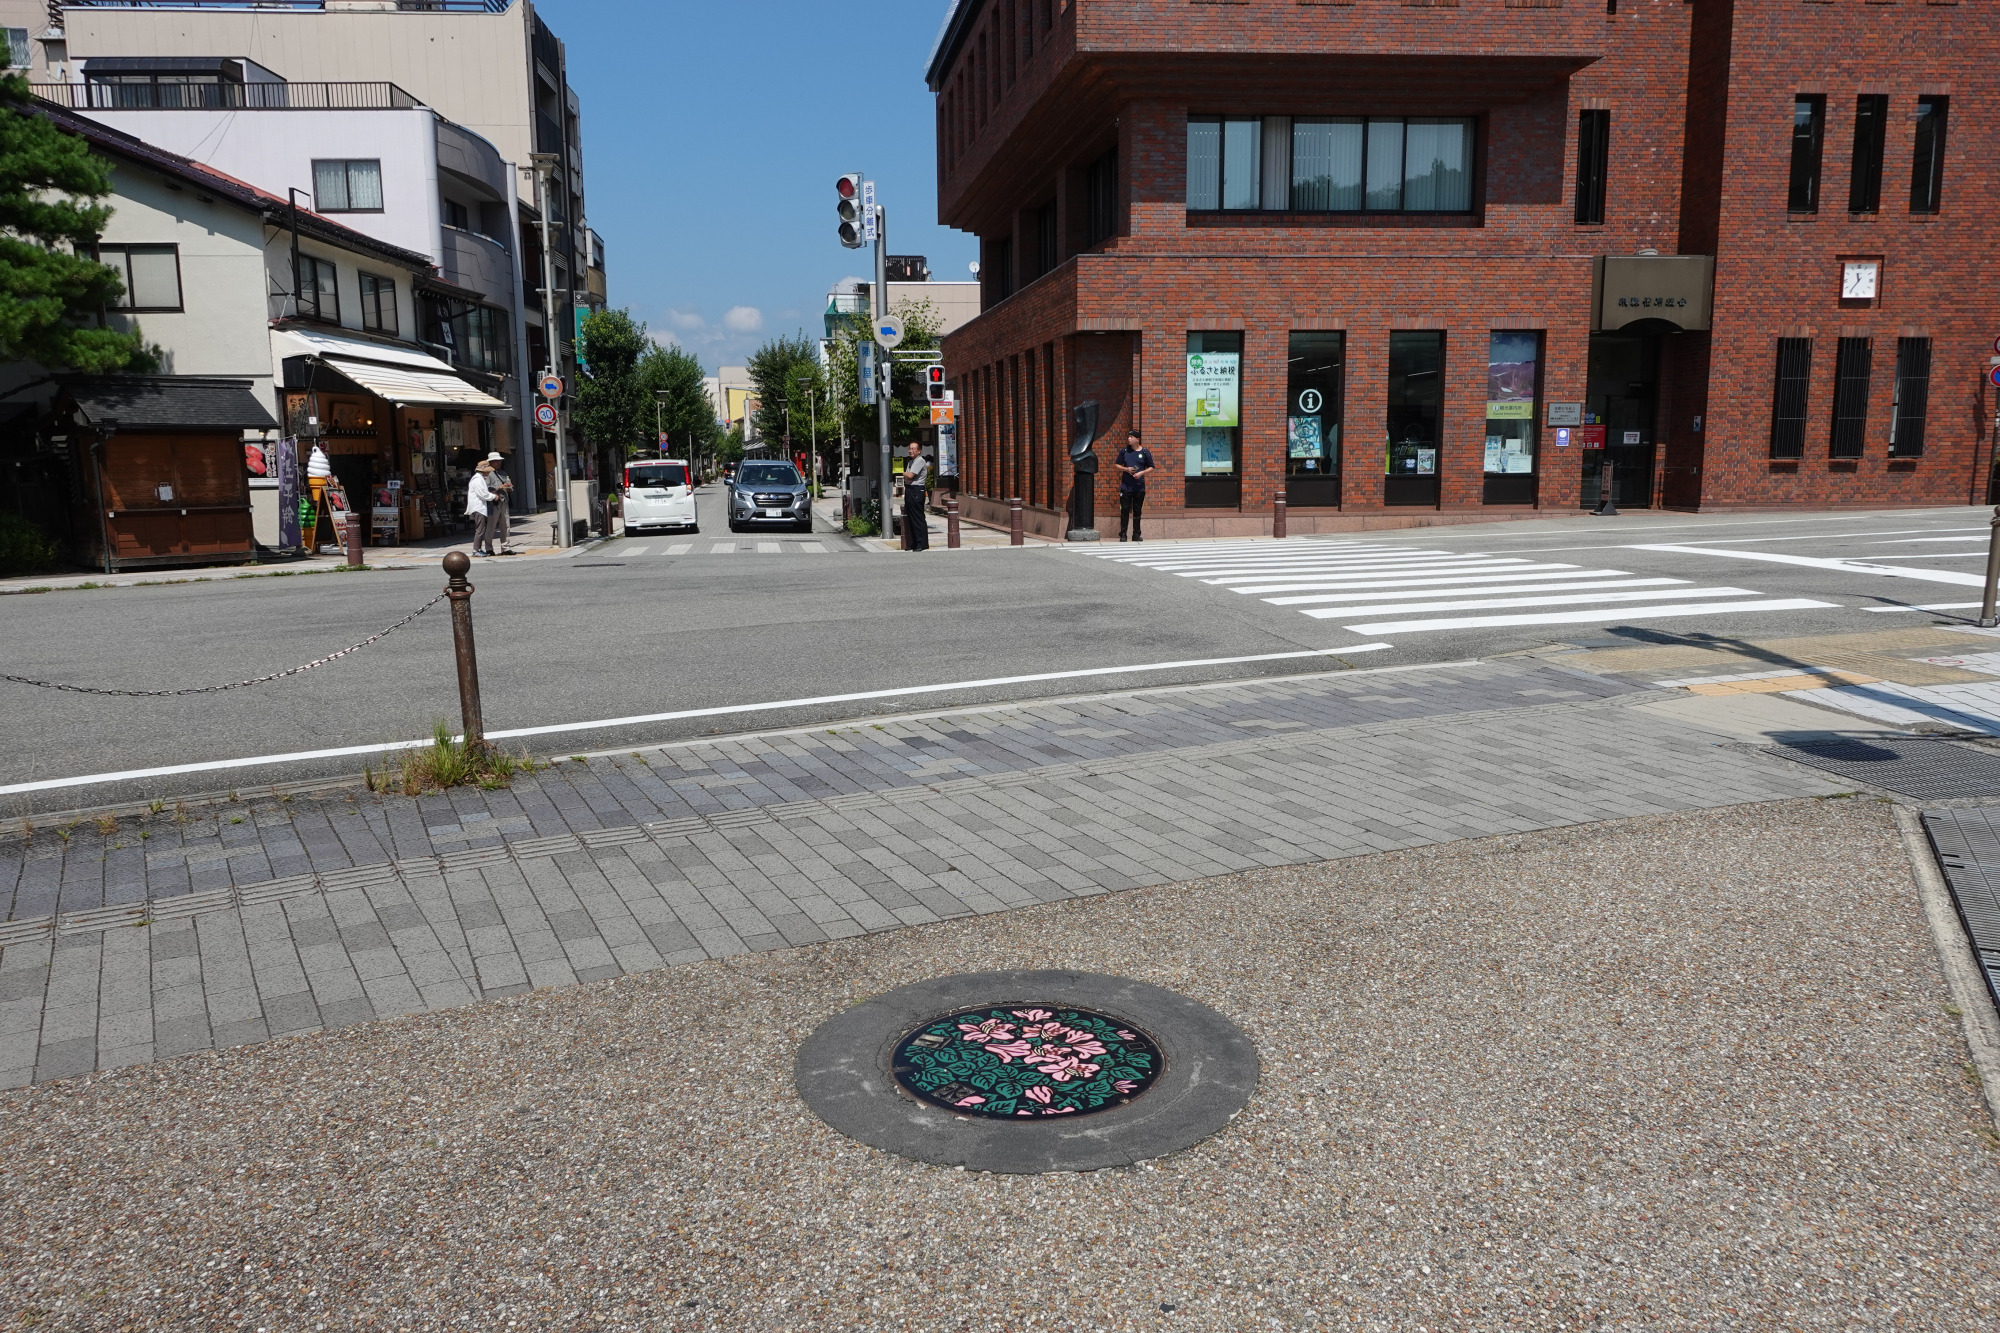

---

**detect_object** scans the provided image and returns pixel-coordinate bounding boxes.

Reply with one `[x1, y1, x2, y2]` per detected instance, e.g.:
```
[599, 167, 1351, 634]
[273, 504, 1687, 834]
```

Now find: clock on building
[1841, 260, 1880, 301]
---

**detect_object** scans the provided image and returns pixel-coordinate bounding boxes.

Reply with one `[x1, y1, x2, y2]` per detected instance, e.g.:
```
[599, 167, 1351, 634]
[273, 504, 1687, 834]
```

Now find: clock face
[1842, 261, 1879, 300]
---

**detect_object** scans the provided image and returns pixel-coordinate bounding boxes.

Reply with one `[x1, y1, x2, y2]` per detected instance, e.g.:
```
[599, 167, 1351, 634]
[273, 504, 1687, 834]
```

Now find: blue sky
[536, 0, 975, 372]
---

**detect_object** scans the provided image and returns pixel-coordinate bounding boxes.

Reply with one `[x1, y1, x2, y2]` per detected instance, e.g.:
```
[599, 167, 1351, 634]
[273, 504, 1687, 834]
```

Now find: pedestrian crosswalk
[1077, 538, 1836, 639]
[609, 539, 831, 557]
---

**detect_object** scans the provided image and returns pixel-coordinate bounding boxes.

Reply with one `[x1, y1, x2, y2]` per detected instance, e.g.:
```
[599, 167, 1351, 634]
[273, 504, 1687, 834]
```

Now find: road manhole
[795, 970, 1257, 1173]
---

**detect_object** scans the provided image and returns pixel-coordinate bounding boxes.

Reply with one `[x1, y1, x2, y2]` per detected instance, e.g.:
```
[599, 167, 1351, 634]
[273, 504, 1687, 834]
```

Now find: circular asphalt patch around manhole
[795, 970, 1259, 1173]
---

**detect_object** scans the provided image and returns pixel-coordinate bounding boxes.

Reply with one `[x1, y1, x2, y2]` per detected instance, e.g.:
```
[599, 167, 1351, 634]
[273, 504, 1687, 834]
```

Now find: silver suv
[726, 460, 811, 533]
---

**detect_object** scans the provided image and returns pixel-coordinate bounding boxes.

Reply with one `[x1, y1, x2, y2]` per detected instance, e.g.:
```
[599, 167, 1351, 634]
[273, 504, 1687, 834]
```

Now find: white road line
[1843, 553, 1985, 561]
[800, 543, 826, 554]
[620, 545, 649, 557]
[1200, 559, 1572, 583]
[757, 541, 779, 553]
[0, 645, 1397, 796]
[1299, 587, 1758, 620]
[1131, 549, 1456, 570]
[1221, 565, 1620, 594]
[1865, 602, 1985, 613]
[666, 542, 694, 555]
[1876, 536, 1992, 544]
[1630, 543, 1986, 587]
[1178, 557, 1539, 578]
[1342, 597, 1837, 635]
[1261, 577, 1687, 606]
[711, 541, 736, 554]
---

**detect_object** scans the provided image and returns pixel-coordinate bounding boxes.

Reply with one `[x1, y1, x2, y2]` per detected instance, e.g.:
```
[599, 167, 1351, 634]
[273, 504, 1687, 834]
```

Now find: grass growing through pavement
[367, 725, 533, 795]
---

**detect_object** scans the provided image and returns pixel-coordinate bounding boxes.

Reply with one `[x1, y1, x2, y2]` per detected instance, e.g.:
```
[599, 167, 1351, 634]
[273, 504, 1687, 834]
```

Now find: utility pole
[874, 203, 893, 540]
[530, 153, 573, 548]
[807, 381, 819, 499]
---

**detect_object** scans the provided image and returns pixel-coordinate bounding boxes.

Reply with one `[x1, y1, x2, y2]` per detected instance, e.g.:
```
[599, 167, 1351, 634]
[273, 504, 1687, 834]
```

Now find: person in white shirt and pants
[467, 462, 497, 557]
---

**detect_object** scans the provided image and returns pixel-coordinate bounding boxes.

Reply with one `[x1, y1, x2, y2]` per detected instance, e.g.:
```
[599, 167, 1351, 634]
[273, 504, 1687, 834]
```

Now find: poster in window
[1198, 429, 1235, 474]
[1486, 331, 1539, 420]
[1416, 448, 1436, 475]
[1288, 414, 1322, 459]
[1185, 353, 1241, 429]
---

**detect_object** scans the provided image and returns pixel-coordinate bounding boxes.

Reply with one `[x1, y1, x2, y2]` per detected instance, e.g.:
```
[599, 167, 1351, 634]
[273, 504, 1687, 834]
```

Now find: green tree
[824, 296, 944, 451]
[0, 76, 156, 372]
[573, 307, 648, 458]
[745, 331, 832, 455]
[636, 340, 719, 465]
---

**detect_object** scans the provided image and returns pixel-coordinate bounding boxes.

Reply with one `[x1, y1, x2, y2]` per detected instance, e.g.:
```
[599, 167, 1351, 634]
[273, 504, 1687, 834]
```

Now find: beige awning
[321, 356, 510, 410]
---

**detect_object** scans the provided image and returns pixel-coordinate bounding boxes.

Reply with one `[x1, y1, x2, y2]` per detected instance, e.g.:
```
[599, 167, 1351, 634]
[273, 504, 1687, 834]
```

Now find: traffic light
[925, 365, 946, 402]
[836, 174, 864, 249]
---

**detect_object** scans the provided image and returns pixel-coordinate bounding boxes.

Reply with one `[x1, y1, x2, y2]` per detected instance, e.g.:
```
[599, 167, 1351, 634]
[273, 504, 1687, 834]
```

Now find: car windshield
[738, 463, 801, 486]
[627, 465, 685, 488]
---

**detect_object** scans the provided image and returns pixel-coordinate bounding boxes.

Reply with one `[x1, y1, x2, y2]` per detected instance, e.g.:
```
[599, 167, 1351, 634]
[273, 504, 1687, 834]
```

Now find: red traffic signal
[925, 365, 947, 401]
[836, 173, 864, 249]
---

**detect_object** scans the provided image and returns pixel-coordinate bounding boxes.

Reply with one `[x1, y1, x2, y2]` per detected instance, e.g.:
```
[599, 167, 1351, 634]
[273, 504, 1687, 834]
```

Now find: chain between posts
[0, 593, 448, 697]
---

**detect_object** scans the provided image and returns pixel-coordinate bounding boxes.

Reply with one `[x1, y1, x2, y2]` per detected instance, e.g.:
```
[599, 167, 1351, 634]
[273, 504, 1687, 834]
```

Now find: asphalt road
[3, 496, 1995, 811]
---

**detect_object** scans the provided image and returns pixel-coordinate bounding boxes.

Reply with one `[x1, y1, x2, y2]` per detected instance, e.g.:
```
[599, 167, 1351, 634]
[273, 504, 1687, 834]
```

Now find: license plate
[762, 508, 785, 517]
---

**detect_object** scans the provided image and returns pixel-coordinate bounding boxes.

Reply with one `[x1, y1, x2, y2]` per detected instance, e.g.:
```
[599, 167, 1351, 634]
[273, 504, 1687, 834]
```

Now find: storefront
[273, 326, 511, 546]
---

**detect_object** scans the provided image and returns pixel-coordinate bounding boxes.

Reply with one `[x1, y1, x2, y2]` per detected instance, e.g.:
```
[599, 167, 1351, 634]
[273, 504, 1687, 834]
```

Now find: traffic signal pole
[874, 205, 894, 541]
[532, 155, 573, 548]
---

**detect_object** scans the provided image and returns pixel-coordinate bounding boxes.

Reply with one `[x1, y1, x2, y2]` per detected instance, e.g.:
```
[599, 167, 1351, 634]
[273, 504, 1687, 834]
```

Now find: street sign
[930, 402, 956, 426]
[1990, 365, 2000, 389]
[861, 181, 878, 244]
[858, 341, 878, 406]
[874, 314, 905, 350]
[1992, 336, 2000, 356]
[535, 403, 558, 427]
[538, 374, 564, 399]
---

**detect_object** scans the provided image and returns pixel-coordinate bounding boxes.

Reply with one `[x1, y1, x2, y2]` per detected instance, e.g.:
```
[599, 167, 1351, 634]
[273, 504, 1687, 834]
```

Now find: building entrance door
[1581, 334, 1659, 510]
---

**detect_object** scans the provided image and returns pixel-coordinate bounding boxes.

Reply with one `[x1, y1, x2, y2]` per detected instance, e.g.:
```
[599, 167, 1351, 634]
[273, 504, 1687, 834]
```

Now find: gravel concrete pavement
[2, 798, 1995, 1331]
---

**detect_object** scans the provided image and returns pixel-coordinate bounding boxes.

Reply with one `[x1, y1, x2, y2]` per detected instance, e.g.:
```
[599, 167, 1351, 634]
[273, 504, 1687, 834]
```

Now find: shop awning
[61, 375, 278, 430]
[271, 326, 510, 411]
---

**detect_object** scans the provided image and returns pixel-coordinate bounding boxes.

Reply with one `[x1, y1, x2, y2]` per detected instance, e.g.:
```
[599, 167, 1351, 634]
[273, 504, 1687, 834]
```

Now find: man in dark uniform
[1115, 429, 1155, 542]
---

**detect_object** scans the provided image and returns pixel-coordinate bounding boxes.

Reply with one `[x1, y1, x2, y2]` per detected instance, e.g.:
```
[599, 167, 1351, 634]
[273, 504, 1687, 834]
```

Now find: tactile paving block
[1765, 737, 2000, 800]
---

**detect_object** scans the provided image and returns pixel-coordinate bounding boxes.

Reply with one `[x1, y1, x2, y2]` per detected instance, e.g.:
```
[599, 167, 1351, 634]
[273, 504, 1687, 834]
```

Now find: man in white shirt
[482, 451, 516, 553]
[466, 462, 496, 557]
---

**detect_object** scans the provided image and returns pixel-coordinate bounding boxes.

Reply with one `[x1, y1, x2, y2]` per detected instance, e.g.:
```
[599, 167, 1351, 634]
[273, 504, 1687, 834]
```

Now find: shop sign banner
[1486, 331, 1539, 420]
[1546, 401, 1583, 427]
[276, 436, 301, 550]
[1185, 353, 1240, 429]
[1577, 425, 1607, 449]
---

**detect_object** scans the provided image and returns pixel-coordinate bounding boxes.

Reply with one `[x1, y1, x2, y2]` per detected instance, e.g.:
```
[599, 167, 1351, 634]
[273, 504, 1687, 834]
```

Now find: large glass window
[1385, 331, 1444, 505]
[313, 158, 384, 213]
[1889, 337, 1931, 458]
[1484, 331, 1540, 503]
[1286, 332, 1344, 505]
[97, 244, 182, 311]
[1847, 95, 1887, 214]
[1769, 337, 1812, 460]
[1829, 337, 1872, 458]
[1185, 331, 1242, 509]
[1788, 96, 1825, 213]
[1187, 116, 1473, 213]
[1909, 96, 1948, 214]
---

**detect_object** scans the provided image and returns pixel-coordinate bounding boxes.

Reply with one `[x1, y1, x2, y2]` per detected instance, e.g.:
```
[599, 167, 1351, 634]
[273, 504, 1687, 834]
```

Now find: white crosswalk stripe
[1074, 537, 1835, 639]
[611, 538, 834, 558]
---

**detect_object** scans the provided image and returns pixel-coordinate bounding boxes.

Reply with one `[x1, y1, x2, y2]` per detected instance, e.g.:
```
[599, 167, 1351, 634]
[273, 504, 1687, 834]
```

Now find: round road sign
[538, 374, 564, 399]
[1990, 365, 2000, 390]
[535, 402, 558, 427]
[874, 314, 906, 350]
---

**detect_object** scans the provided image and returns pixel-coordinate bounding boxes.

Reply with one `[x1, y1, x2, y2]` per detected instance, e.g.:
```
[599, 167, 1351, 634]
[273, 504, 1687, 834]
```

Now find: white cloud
[722, 305, 765, 334]
[665, 308, 708, 333]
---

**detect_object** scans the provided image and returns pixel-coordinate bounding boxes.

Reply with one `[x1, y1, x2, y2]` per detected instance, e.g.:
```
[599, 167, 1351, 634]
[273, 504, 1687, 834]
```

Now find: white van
[622, 457, 697, 533]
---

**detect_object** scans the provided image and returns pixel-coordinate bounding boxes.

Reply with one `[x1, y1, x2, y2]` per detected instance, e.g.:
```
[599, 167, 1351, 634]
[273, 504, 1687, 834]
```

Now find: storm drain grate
[1763, 737, 2000, 800]
[1921, 807, 2000, 1015]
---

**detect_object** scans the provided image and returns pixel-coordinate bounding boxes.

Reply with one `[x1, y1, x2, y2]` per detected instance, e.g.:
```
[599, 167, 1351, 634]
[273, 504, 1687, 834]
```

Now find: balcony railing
[34, 81, 422, 110]
[61, 2, 512, 12]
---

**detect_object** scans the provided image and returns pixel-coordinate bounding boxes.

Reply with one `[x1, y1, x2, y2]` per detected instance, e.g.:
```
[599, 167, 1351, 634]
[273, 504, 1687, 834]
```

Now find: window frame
[96, 243, 184, 313]
[1909, 96, 1948, 214]
[4, 28, 30, 70]
[311, 158, 385, 214]
[1888, 337, 1931, 458]
[1847, 95, 1888, 215]
[1186, 114, 1476, 216]
[1085, 147, 1118, 249]
[1575, 109, 1609, 225]
[358, 272, 398, 336]
[1828, 336, 1872, 459]
[1787, 95, 1825, 214]
[296, 253, 341, 324]
[1768, 337, 1812, 460]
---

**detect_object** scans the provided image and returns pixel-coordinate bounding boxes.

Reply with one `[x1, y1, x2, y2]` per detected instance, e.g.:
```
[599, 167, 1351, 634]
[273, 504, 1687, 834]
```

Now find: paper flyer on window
[1185, 353, 1240, 429]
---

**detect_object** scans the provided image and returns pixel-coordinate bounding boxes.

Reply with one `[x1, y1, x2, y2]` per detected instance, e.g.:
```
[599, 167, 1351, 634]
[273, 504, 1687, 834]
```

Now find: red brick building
[926, 0, 1994, 538]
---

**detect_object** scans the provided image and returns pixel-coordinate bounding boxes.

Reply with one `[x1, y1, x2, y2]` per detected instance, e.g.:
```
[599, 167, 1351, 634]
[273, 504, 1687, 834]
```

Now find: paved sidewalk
[0, 659, 1855, 1088]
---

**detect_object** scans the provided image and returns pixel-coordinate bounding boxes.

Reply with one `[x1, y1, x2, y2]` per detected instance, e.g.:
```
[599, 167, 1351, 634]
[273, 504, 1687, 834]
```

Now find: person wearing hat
[481, 452, 516, 553]
[467, 459, 498, 557]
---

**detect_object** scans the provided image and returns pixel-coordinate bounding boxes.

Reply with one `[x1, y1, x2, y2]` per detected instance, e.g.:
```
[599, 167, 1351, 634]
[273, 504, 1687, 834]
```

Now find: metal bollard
[947, 493, 961, 549]
[1009, 496, 1024, 546]
[1979, 504, 2000, 628]
[345, 513, 365, 569]
[1273, 494, 1287, 540]
[442, 551, 485, 749]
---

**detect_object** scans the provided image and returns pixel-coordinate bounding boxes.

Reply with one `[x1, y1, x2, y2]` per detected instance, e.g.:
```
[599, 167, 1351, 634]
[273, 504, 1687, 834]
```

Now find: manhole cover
[1766, 737, 2000, 799]
[795, 970, 1258, 1173]
[891, 1005, 1164, 1118]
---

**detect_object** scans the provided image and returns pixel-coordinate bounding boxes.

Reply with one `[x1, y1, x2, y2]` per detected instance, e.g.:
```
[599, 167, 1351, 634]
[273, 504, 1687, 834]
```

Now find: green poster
[1185, 352, 1240, 429]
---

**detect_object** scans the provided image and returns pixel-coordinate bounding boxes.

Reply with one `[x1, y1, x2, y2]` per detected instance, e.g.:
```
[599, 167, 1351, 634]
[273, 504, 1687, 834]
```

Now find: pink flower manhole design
[891, 1005, 1163, 1119]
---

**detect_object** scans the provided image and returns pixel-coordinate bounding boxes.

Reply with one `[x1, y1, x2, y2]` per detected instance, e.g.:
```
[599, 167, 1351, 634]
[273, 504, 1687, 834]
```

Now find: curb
[1892, 804, 2000, 1142]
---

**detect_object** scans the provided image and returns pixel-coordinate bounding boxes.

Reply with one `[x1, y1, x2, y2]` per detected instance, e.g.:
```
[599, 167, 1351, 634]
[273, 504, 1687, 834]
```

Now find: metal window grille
[1909, 96, 1948, 214]
[1889, 337, 1931, 457]
[1828, 337, 1872, 458]
[1769, 337, 1811, 459]
[1787, 96, 1824, 212]
[1574, 110, 1609, 224]
[1847, 95, 1887, 214]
